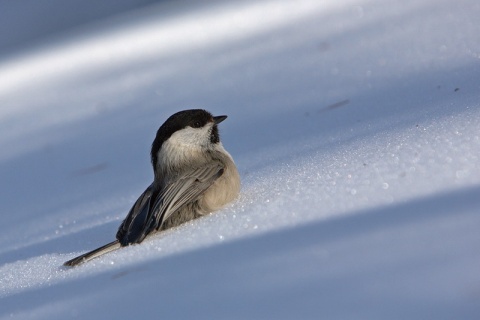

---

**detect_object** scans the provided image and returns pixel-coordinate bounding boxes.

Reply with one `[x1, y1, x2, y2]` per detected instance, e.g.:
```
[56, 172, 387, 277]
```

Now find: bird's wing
[116, 184, 156, 244]
[116, 162, 224, 246]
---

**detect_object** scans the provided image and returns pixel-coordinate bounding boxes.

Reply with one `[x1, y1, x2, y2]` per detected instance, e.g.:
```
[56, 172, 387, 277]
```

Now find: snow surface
[1, 0, 480, 318]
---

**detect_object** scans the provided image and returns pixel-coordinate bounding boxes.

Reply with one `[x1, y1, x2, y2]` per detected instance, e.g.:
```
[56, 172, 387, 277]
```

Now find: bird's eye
[192, 121, 202, 128]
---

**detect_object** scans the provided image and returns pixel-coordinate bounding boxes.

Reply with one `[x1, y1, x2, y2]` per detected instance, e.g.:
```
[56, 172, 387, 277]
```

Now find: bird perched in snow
[64, 109, 240, 267]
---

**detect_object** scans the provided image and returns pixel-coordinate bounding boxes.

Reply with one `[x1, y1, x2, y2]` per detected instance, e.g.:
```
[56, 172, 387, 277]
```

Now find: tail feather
[64, 240, 121, 267]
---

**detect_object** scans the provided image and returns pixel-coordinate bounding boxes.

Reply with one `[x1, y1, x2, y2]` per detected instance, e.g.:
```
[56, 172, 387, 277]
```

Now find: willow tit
[64, 109, 240, 267]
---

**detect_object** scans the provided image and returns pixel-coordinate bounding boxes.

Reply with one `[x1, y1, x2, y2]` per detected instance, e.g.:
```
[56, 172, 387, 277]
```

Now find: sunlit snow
[1, 0, 479, 319]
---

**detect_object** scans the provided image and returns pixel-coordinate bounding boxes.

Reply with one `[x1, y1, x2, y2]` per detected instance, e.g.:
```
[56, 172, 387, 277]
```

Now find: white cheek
[156, 125, 212, 168]
[169, 126, 210, 147]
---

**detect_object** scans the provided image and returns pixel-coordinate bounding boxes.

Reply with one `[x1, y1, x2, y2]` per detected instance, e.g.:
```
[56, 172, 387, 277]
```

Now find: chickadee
[64, 109, 240, 267]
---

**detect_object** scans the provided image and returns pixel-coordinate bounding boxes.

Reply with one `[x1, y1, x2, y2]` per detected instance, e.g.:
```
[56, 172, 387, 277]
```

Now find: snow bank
[1, 0, 479, 318]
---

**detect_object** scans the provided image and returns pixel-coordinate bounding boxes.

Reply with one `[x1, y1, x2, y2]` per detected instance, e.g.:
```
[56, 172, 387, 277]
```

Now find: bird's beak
[213, 115, 227, 124]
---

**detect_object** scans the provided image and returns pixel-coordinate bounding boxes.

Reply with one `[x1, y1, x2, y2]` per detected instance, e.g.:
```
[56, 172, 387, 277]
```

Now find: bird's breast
[199, 156, 240, 214]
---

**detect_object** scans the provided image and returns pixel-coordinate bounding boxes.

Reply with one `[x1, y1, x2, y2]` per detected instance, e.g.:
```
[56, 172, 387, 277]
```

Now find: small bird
[64, 109, 240, 267]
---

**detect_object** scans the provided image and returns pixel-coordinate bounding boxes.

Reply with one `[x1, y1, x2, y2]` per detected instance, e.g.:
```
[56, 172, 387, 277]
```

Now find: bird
[64, 109, 240, 267]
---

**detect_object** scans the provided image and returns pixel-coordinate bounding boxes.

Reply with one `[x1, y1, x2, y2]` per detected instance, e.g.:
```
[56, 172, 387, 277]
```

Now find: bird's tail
[64, 240, 121, 267]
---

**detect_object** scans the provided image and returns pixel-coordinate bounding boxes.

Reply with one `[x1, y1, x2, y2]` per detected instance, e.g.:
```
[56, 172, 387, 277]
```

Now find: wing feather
[152, 163, 224, 228]
[116, 162, 223, 245]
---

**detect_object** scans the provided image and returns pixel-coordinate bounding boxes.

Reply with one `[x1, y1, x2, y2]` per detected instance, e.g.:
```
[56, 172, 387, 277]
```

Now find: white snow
[1, 0, 480, 319]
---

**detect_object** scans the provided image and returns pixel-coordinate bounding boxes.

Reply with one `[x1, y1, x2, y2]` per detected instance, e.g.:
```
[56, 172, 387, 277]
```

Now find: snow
[1, 0, 480, 318]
